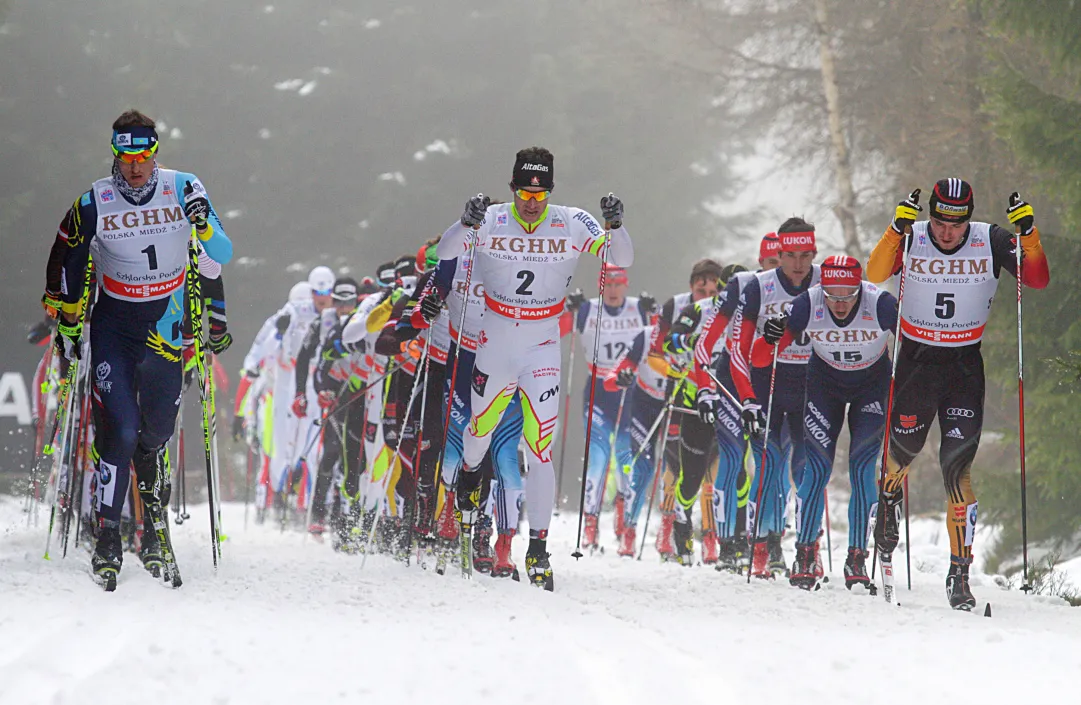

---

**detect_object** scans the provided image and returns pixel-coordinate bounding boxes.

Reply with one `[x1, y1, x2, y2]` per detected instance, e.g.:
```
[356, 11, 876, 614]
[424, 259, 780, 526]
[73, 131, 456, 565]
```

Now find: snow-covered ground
[2, 497, 1079, 705]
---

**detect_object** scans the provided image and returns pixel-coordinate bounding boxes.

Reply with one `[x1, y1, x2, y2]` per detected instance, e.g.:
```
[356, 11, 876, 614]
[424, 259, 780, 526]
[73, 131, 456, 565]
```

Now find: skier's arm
[57, 192, 98, 321]
[437, 217, 488, 260]
[664, 302, 701, 356]
[294, 317, 322, 396]
[693, 278, 740, 389]
[568, 208, 633, 267]
[750, 291, 807, 369]
[866, 225, 905, 284]
[728, 279, 762, 402]
[876, 290, 899, 333]
[989, 224, 1049, 289]
[375, 289, 417, 356]
[174, 172, 232, 264]
[242, 313, 279, 374]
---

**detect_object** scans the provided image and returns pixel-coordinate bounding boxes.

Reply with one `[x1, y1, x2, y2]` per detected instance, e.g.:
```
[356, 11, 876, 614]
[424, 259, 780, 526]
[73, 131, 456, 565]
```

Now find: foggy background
[2, 0, 1078, 570]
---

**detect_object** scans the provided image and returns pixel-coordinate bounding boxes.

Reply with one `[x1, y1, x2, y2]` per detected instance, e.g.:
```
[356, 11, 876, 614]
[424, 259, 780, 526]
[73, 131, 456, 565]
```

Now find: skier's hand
[696, 388, 721, 425]
[291, 393, 308, 418]
[317, 390, 337, 410]
[383, 425, 399, 450]
[566, 288, 585, 311]
[54, 320, 82, 361]
[891, 189, 922, 234]
[231, 415, 246, 442]
[1007, 192, 1035, 235]
[639, 292, 657, 315]
[182, 181, 210, 231]
[207, 331, 232, 355]
[741, 398, 767, 440]
[41, 291, 61, 319]
[762, 315, 787, 346]
[420, 294, 442, 323]
[600, 193, 624, 229]
[460, 193, 491, 229]
[615, 365, 636, 389]
[275, 313, 290, 338]
[182, 344, 197, 388]
[348, 374, 363, 393]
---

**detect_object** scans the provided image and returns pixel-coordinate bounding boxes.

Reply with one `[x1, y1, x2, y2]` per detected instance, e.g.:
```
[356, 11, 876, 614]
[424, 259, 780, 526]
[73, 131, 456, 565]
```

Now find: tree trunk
[813, 0, 862, 259]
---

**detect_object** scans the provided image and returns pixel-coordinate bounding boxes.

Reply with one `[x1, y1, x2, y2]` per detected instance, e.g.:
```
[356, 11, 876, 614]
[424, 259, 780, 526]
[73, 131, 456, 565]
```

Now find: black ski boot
[92, 519, 123, 591]
[844, 547, 872, 591]
[946, 560, 976, 611]
[873, 490, 903, 555]
[767, 532, 786, 577]
[138, 511, 164, 577]
[455, 467, 483, 576]
[525, 537, 554, 591]
[789, 542, 817, 590]
[673, 517, 694, 567]
[716, 536, 741, 573]
[473, 514, 495, 574]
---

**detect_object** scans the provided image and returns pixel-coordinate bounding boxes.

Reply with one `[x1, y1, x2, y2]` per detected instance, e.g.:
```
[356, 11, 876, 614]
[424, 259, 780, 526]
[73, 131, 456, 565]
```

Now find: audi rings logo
[947, 408, 974, 418]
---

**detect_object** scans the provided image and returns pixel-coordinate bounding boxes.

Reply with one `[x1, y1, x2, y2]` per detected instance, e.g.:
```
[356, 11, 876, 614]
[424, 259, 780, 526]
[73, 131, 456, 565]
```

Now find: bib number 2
[516, 270, 535, 295]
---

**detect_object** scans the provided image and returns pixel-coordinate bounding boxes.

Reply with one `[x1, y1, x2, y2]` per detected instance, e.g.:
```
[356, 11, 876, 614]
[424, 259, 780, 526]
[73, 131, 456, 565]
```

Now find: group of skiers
[30, 109, 1051, 610]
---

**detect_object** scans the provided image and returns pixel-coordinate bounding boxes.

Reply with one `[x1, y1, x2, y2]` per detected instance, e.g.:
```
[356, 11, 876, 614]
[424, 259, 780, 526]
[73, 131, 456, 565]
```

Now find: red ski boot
[493, 531, 519, 579]
[618, 525, 637, 558]
[436, 491, 459, 541]
[583, 513, 600, 549]
[613, 495, 626, 540]
[701, 530, 720, 565]
[655, 512, 675, 560]
[751, 540, 772, 580]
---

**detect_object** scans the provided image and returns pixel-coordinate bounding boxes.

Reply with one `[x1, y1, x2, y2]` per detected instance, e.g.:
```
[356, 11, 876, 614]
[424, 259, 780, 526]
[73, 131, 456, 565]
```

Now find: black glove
[182, 181, 211, 230]
[762, 315, 787, 346]
[275, 313, 291, 337]
[600, 193, 623, 229]
[566, 288, 585, 311]
[461, 193, 491, 229]
[207, 331, 232, 355]
[639, 292, 656, 314]
[741, 398, 766, 440]
[1007, 192, 1035, 235]
[696, 389, 721, 425]
[55, 320, 82, 361]
[383, 426, 399, 451]
[615, 366, 635, 389]
[420, 294, 443, 323]
[891, 188, 922, 234]
[231, 415, 246, 442]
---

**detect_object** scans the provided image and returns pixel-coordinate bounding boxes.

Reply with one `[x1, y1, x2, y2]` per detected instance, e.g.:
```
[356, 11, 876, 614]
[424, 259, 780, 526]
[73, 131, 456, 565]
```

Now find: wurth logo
[899, 415, 917, 429]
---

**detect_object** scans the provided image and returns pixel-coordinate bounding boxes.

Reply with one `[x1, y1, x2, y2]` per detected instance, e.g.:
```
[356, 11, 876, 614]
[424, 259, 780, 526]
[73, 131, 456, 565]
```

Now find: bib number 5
[934, 292, 955, 320]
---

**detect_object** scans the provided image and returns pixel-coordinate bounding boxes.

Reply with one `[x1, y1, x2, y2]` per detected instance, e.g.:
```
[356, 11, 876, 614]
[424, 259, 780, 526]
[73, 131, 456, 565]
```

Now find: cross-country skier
[749, 255, 897, 590]
[729, 219, 820, 578]
[45, 109, 233, 589]
[866, 179, 1049, 609]
[436, 146, 633, 589]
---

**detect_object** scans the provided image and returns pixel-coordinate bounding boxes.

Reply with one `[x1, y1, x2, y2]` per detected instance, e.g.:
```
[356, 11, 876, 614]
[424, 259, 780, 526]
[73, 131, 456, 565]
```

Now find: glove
[207, 331, 232, 355]
[182, 344, 197, 388]
[762, 315, 787, 346]
[741, 398, 767, 440]
[54, 320, 82, 361]
[460, 193, 491, 229]
[182, 180, 210, 230]
[243, 367, 260, 380]
[600, 193, 624, 229]
[348, 374, 364, 393]
[615, 365, 635, 389]
[41, 291, 61, 319]
[891, 188, 922, 234]
[566, 288, 585, 311]
[639, 292, 657, 314]
[317, 390, 337, 410]
[231, 415, 246, 442]
[420, 294, 442, 323]
[275, 313, 290, 338]
[1007, 192, 1035, 235]
[696, 388, 721, 425]
[390, 287, 405, 305]
[291, 393, 308, 418]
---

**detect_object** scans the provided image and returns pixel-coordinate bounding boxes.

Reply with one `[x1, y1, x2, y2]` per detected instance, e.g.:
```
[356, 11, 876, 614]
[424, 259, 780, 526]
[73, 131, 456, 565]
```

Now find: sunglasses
[823, 291, 859, 302]
[515, 189, 550, 202]
[112, 143, 158, 164]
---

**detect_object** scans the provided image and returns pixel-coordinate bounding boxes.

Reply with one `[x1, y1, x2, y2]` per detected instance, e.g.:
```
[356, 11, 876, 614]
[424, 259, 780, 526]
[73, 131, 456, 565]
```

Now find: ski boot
[844, 547, 871, 591]
[750, 539, 772, 580]
[613, 495, 626, 540]
[946, 560, 976, 611]
[716, 536, 741, 574]
[91, 519, 123, 591]
[656, 512, 676, 561]
[813, 539, 825, 581]
[618, 525, 637, 558]
[493, 531, 519, 579]
[673, 518, 694, 567]
[308, 523, 326, 542]
[455, 469, 483, 576]
[789, 542, 818, 590]
[873, 490, 903, 556]
[701, 530, 719, 566]
[583, 513, 600, 551]
[767, 532, 786, 577]
[436, 490, 460, 541]
[525, 538, 554, 591]
[138, 512, 164, 578]
[473, 514, 495, 574]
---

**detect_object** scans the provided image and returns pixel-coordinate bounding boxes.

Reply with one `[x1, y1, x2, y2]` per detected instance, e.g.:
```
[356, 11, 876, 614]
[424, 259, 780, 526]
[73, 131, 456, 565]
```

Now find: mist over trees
[1, 0, 1079, 569]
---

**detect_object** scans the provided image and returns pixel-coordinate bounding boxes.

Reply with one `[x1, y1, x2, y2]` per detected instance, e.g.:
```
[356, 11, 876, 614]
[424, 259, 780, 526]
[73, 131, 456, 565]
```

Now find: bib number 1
[142, 244, 158, 271]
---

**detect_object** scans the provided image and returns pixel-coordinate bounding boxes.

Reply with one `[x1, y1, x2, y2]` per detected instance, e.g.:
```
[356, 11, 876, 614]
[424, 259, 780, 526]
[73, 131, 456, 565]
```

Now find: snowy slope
[2, 498, 1079, 705]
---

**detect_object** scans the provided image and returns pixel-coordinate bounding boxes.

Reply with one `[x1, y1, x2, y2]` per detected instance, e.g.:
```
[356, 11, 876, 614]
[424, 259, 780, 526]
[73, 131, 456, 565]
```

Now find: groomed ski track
[2, 498, 1079, 705]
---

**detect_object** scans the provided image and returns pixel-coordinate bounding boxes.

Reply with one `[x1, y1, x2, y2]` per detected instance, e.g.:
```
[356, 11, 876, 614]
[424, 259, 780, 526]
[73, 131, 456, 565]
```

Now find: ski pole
[61, 378, 92, 558]
[638, 386, 678, 560]
[824, 486, 833, 574]
[410, 332, 434, 543]
[903, 476, 911, 591]
[572, 216, 613, 559]
[595, 385, 630, 522]
[746, 341, 780, 584]
[870, 190, 918, 603]
[554, 325, 578, 514]
[1010, 192, 1032, 593]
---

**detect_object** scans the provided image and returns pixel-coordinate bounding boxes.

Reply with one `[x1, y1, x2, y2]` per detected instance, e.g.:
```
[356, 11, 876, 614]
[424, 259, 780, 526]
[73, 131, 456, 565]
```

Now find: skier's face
[115, 155, 154, 189]
[823, 285, 859, 319]
[602, 279, 628, 306]
[758, 255, 780, 271]
[690, 276, 718, 301]
[312, 293, 333, 312]
[512, 186, 549, 223]
[929, 217, 969, 250]
[780, 250, 815, 286]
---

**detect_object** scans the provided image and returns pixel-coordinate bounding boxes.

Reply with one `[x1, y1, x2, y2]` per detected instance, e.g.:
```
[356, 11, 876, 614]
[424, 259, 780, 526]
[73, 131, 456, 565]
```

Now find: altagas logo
[521, 163, 549, 172]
